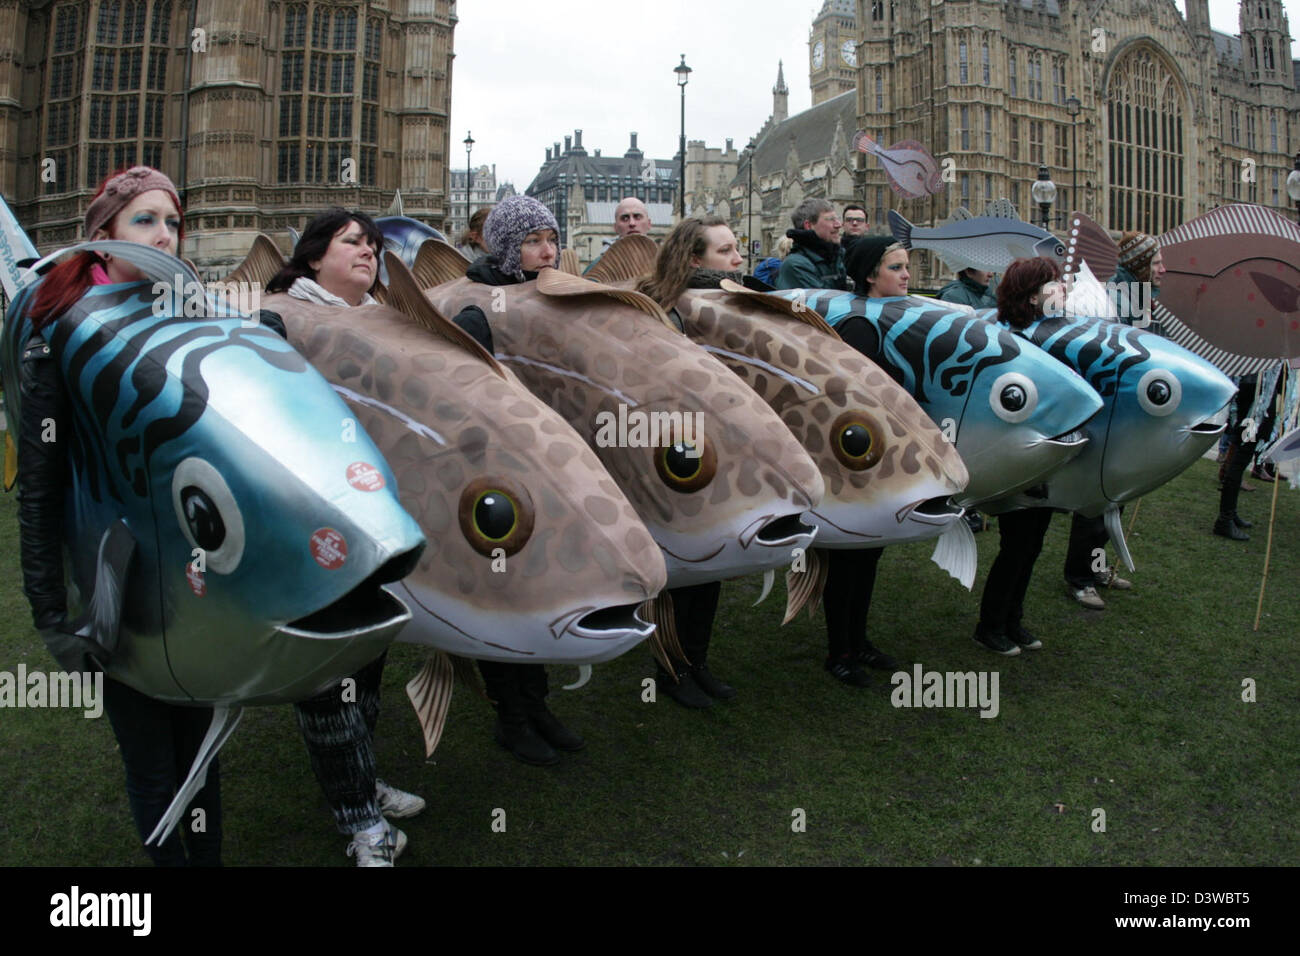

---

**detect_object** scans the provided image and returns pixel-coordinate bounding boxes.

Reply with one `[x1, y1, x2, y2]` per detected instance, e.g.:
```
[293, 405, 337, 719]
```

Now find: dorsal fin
[717, 278, 840, 337]
[535, 267, 677, 330]
[287, 225, 301, 249]
[381, 251, 506, 378]
[386, 189, 403, 217]
[559, 247, 581, 275]
[220, 234, 285, 288]
[948, 206, 974, 223]
[586, 234, 659, 283]
[1064, 210, 1119, 280]
[983, 198, 1020, 220]
[411, 239, 471, 288]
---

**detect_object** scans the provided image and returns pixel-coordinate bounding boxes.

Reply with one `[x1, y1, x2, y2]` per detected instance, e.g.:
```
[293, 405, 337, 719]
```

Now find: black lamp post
[1287, 151, 1300, 226]
[1066, 95, 1081, 214]
[1032, 164, 1057, 230]
[463, 131, 475, 238]
[745, 138, 756, 269]
[674, 54, 691, 219]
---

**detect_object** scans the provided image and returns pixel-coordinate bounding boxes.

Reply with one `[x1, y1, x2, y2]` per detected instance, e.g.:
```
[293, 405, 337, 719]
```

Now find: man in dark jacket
[775, 198, 849, 291]
[936, 268, 998, 309]
[840, 204, 869, 254]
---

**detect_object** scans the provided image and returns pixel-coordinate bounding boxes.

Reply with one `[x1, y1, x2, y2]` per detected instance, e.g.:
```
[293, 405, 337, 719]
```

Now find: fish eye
[1137, 368, 1182, 417]
[172, 458, 246, 573]
[655, 437, 717, 493]
[459, 477, 534, 557]
[830, 412, 885, 471]
[989, 372, 1039, 423]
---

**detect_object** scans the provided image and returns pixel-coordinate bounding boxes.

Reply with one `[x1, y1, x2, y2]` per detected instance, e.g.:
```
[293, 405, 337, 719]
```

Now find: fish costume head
[375, 215, 449, 284]
[779, 290, 1104, 508]
[4, 274, 427, 706]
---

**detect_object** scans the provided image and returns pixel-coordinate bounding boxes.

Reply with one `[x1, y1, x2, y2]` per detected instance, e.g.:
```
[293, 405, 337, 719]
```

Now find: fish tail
[852, 130, 877, 155]
[888, 209, 913, 248]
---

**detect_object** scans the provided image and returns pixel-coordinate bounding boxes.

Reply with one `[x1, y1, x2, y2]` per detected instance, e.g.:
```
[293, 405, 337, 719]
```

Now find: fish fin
[411, 239, 471, 288]
[586, 235, 659, 284]
[888, 209, 913, 248]
[145, 705, 242, 846]
[892, 138, 928, 153]
[406, 651, 455, 758]
[448, 653, 487, 700]
[386, 189, 404, 218]
[1104, 505, 1135, 572]
[718, 278, 839, 336]
[783, 548, 827, 625]
[947, 206, 974, 223]
[3, 430, 16, 492]
[753, 569, 775, 607]
[561, 665, 593, 691]
[1248, 271, 1300, 313]
[558, 248, 581, 276]
[983, 198, 1020, 220]
[66, 520, 136, 657]
[287, 225, 301, 249]
[382, 251, 508, 378]
[535, 267, 678, 330]
[219, 235, 285, 288]
[1064, 260, 1114, 318]
[929, 517, 977, 590]
[1064, 211, 1119, 280]
[850, 129, 877, 155]
[640, 592, 686, 670]
[1263, 424, 1300, 464]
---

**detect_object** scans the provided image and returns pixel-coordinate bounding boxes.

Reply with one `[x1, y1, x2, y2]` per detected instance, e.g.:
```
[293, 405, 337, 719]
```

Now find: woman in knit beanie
[478, 194, 560, 281]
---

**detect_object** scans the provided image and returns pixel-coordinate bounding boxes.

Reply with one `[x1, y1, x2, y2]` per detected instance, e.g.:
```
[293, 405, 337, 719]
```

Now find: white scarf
[287, 276, 377, 308]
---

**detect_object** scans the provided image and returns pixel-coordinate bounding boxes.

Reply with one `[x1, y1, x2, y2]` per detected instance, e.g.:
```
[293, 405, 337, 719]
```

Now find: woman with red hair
[972, 256, 1065, 656]
[17, 167, 223, 864]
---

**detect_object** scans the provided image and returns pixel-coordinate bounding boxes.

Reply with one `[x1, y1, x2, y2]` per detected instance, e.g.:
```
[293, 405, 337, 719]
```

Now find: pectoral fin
[146, 705, 242, 846]
[1104, 505, 1135, 572]
[930, 517, 977, 590]
[67, 520, 136, 657]
[406, 651, 455, 758]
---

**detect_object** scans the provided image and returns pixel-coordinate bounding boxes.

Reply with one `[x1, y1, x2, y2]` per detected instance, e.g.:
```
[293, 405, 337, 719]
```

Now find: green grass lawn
[0, 454, 1296, 867]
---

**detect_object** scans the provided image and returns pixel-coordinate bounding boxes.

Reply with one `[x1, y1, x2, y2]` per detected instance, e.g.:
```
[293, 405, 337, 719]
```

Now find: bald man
[613, 197, 652, 237]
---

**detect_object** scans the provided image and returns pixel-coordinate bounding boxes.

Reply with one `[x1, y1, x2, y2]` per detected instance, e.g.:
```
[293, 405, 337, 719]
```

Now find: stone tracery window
[1105, 45, 1184, 235]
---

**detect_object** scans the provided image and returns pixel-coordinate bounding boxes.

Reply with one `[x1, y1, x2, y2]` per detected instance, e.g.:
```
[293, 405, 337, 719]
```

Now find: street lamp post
[1066, 95, 1081, 215]
[1032, 164, 1057, 231]
[674, 54, 691, 219]
[463, 131, 475, 240]
[1286, 151, 1300, 226]
[746, 138, 756, 270]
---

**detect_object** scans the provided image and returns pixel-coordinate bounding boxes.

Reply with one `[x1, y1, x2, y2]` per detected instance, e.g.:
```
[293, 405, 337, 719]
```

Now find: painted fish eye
[989, 372, 1039, 424]
[655, 437, 717, 493]
[459, 477, 534, 556]
[1137, 368, 1182, 417]
[171, 457, 246, 574]
[830, 412, 884, 471]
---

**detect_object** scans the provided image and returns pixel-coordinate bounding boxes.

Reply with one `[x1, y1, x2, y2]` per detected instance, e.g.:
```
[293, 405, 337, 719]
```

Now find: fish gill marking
[699, 345, 820, 396]
[331, 384, 448, 446]
[496, 353, 642, 408]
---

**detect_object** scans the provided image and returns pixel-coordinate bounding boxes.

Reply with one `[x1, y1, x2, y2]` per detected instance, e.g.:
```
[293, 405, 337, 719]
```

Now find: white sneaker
[376, 779, 426, 819]
[1067, 583, 1106, 610]
[346, 822, 407, 867]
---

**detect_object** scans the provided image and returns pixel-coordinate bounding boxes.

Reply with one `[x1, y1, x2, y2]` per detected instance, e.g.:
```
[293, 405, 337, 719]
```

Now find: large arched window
[1105, 45, 1185, 234]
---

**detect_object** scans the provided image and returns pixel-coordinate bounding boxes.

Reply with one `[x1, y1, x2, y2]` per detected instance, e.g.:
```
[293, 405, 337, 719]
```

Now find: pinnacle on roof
[774, 60, 788, 95]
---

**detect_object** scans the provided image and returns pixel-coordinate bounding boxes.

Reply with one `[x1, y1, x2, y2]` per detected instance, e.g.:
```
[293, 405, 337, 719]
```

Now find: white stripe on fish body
[699, 345, 820, 396]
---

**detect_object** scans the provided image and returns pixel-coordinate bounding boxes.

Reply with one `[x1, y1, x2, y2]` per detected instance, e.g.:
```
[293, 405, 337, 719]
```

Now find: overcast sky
[450, 0, 1300, 193]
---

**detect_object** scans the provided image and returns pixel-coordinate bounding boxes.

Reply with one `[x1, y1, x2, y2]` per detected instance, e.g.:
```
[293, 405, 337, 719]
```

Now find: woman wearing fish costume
[262, 208, 426, 865]
[446, 195, 587, 766]
[972, 258, 1066, 656]
[15, 168, 224, 865]
[632, 215, 747, 708]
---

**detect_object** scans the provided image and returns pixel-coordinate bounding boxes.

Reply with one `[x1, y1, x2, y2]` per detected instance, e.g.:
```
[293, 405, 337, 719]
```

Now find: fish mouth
[900, 496, 965, 525]
[1040, 428, 1089, 448]
[551, 603, 656, 642]
[280, 548, 422, 639]
[740, 512, 818, 548]
[1188, 400, 1232, 436]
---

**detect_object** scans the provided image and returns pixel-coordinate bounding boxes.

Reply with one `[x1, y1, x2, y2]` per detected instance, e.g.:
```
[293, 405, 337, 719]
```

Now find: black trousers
[293, 651, 386, 835]
[102, 678, 222, 866]
[1220, 376, 1279, 517]
[665, 581, 722, 670]
[1064, 512, 1109, 588]
[979, 509, 1054, 635]
[822, 547, 884, 660]
[477, 661, 549, 716]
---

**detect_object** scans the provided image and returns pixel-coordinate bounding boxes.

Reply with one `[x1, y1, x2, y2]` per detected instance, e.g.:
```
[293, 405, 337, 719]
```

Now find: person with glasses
[841, 204, 869, 252]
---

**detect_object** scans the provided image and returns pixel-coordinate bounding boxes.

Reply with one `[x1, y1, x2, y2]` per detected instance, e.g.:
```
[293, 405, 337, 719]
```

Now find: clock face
[841, 40, 858, 67]
[812, 40, 825, 70]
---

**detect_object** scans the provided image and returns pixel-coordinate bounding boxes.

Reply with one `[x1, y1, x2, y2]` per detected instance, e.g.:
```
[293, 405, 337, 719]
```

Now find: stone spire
[773, 60, 789, 124]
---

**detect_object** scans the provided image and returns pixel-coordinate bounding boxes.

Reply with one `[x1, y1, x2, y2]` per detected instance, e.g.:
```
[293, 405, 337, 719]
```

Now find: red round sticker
[347, 461, 386, 492]
[186, 562, 206, 597]
[311, 528, 348, 569]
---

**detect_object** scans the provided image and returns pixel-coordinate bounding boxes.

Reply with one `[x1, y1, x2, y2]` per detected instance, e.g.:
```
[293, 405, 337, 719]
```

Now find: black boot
[657, 666, 712, 709]
[690, 663, 736, 700]
[855, 640, 900, 671]
[1231, 511, 1253, 529]
[1213, 515, 1249, 541]
[518, 664, 584, 752]
[481, 661, 560, 766]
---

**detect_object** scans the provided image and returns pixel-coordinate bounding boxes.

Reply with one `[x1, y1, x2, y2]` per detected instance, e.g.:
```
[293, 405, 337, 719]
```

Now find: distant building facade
[684, 137, 740, 219]
[525, 129, 678, 267]
[447, 163, 499, 241]
[1, 0, 457, 277]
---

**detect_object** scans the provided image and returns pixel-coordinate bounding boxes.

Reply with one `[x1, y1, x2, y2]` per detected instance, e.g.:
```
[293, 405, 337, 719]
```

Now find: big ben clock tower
[810, 0, 858, 105]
